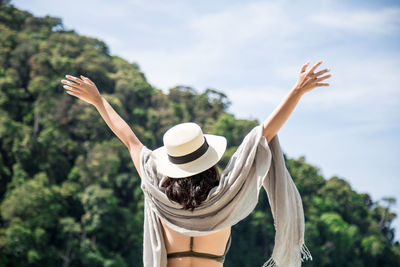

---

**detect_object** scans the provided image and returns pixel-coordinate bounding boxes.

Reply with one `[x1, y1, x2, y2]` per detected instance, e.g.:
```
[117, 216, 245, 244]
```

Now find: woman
[61, 60, 331, 267]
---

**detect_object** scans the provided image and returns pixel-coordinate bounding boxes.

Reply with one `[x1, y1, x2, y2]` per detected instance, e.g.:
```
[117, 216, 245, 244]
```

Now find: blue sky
[12, 0, 400, 240]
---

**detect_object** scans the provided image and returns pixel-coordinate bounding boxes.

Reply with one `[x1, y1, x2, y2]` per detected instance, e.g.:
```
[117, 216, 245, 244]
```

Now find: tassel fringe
[261, 244, 312, 267]
[261, 257, 277, 267]
[300, 243, 313, 262]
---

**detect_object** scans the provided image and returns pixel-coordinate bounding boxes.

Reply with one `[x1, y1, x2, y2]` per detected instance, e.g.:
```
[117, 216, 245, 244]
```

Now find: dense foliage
[0, 2, 399, 266]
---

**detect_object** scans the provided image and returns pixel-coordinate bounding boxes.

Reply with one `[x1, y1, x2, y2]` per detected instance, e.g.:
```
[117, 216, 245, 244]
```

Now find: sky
[12, 0, 400, 240]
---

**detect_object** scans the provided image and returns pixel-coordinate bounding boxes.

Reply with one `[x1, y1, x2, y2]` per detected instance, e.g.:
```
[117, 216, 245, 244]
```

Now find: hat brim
[151, 134, 227, 178]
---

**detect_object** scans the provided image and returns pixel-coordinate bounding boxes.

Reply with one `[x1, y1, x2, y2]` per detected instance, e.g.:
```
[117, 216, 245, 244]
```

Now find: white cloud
[310, 7, 400, 35]
[120, 1, 297, 91]
[188, 1, 292, 46]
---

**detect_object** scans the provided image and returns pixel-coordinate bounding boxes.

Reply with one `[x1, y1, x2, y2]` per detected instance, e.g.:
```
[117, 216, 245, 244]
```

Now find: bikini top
[167, 235, 232, 263]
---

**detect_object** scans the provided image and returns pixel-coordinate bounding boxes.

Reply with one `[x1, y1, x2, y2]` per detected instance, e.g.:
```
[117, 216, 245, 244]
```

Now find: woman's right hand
[61, 75, 102, 106]
[293, 60, 331, 94]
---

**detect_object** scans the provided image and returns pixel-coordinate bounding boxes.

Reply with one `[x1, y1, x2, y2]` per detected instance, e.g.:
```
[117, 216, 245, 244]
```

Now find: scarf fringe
[261, 257, 277, 267]
[300, 243, 313, 261]
[261, 243, 313, 267]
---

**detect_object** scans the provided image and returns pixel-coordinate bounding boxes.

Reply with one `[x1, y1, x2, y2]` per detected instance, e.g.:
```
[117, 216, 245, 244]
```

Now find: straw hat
[152, 122, 227, 178]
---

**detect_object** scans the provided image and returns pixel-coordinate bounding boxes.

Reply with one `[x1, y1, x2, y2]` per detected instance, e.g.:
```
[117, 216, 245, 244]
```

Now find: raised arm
[61, 75, 143, 177]
[262, 60, 331, 143]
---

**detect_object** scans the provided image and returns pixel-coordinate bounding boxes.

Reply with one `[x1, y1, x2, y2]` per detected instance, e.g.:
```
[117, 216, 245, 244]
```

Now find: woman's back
[161, 221, 231, 267]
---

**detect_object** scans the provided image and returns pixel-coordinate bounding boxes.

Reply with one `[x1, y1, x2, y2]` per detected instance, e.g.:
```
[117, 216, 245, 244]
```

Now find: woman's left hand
[293, 60, 331, 94]
[61, 75, 102, 105]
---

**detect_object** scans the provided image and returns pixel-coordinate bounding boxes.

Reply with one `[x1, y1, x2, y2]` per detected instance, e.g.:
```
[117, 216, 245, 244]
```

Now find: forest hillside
[0, 2, 399, 266]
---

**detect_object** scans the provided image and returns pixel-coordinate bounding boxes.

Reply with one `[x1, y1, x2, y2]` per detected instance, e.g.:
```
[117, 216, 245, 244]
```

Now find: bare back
[161, 221, 231, 267]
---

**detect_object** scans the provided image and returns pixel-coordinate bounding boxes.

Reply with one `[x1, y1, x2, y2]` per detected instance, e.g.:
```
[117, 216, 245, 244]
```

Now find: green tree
[0, 2, 399, 266]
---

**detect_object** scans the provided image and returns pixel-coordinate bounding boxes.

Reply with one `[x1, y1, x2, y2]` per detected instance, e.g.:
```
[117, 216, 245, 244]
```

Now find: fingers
[308, 60, 322, 74]
[61, 79, 79, 88]
[65, 88, 81, 98]
[81, 75, 95, 85]
[65, 87, 76, 95]
[315, 74, 331, 82]
[314, 68, 330, 77]
[316, 82, 330, 86]
[62, 84, 82, 93]
[300, 61, 310, 73]
[65, 75, 83, 85]
[63, 85, 76, 95]
[62, 74, 94, 88]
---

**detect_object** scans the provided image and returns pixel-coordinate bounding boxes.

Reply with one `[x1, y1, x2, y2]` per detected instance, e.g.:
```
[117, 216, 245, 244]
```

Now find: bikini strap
[167, 235, 232, 264]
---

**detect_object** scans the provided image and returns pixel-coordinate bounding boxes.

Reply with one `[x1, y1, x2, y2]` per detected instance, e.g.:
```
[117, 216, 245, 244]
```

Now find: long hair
[163, 165, 220, 211]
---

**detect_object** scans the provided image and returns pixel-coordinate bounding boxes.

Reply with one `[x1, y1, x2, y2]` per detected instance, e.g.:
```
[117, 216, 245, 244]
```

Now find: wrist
[291, 86, 304, 96]
[93, 95, 104, 107]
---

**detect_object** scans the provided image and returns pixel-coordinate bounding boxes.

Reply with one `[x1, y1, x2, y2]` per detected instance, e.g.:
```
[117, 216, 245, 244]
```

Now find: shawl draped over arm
[139, 124, 312, 267]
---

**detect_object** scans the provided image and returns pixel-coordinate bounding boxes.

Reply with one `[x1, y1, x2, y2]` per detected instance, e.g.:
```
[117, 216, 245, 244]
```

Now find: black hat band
[168, 138, 209, 165]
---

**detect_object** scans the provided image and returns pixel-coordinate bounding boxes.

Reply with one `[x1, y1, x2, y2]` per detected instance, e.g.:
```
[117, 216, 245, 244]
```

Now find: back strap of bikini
[167, 235, 232, 263]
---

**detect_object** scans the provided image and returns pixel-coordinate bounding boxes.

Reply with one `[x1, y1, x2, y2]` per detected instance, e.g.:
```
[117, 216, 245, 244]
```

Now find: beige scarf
[139, 124, 312, 266]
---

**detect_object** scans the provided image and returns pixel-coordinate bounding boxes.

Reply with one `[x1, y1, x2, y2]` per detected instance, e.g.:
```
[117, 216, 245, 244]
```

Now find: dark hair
[164, 165, 220, 211]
